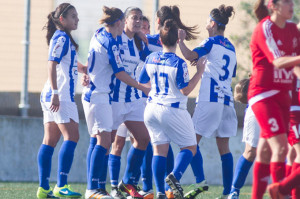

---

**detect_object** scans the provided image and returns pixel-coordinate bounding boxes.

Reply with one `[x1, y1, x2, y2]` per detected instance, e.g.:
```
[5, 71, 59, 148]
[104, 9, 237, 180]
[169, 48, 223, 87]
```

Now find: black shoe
[157, 193, 167, 199]
[165, 173, 184, 199]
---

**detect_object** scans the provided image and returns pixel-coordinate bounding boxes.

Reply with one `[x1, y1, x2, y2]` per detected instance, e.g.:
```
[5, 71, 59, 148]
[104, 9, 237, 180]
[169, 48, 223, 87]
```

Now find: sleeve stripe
[262, 20, 281, 59]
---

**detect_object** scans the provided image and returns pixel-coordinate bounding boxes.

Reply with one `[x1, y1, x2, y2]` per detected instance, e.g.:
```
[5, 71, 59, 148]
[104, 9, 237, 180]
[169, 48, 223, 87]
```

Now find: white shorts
[192, 101, 237, 138]
[144, 103, 197, 148]
[242, 106, 260, 147]
[112, 99, 145, 130]
[41, 101, 79, 124]
[116, 123, 131, 138]
[82, 93, 113, 135]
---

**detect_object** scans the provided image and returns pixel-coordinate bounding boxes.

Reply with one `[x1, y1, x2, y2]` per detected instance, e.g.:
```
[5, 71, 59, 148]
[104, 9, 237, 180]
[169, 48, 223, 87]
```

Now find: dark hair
[160, 19, 178, 47]
[254, 0, 280, 21]
[157, 5, 198, 41]
[210, 4, 234, 31]
[99, 6, 124, 26]
[142, 16, 150, 24]
[234, 78, 250, 104]
[44, 3, 78, 50]
[124, 7, 144, 51]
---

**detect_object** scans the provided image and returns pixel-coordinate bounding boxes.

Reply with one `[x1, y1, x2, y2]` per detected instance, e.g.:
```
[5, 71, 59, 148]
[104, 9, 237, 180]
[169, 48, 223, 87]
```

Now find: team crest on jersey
[52, 36, 66, 58]
[182, 62, 189, 83]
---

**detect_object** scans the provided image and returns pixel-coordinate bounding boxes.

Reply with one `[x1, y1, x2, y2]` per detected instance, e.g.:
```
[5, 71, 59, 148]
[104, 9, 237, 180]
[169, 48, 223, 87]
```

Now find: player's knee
[243, 147, 256, 162]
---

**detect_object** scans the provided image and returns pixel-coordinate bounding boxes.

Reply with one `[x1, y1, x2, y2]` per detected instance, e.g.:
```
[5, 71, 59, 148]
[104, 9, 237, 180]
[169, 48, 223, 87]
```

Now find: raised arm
[178, 29, 198, 61]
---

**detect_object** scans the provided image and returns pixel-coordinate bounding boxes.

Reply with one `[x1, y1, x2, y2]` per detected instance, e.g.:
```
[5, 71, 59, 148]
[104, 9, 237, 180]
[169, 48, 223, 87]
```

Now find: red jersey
[248, 16, 300, 100]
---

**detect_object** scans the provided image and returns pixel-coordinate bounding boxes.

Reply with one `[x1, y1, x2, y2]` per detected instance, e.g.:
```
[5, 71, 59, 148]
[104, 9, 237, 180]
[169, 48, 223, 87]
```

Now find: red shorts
[288, 111, 300, 146]
[251, 92, 290, 139]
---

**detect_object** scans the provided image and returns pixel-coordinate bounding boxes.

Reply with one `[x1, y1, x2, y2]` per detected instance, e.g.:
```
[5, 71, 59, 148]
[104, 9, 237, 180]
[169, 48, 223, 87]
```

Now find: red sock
[270, 162, 285, 182]
[291, 163, 300, 199]
[252, 162, 270, 199]
[286, 164, 292, 177]
[279, 166, 300, 195]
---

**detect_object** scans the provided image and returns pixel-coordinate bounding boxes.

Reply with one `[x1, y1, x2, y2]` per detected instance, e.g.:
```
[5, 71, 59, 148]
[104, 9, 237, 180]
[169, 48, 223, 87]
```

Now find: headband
[106, 13, 124, 25]
[59, 4, 72, 17]
[210, 15, 226, 27]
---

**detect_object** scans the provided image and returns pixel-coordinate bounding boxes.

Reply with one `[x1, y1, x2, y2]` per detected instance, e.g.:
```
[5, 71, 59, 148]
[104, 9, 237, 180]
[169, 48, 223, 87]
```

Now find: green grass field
[0, 182, 271, 199]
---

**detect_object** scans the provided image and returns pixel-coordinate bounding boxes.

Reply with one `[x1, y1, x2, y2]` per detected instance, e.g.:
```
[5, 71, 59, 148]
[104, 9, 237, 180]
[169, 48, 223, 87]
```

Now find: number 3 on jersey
[219, 54, 230, 81]
[154, 72, 169, 95]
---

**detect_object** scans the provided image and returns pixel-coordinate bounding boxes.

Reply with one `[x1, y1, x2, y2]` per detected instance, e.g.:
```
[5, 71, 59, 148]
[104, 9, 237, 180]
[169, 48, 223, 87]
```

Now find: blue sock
[190, 146, 205, 183]
[108, 154, 121, 186]
[221, 153, 234, 195]
[122, 146, 145, 184]
[86, 137, 97, 182]
[57, 140, 77, 187]
[173, 149, 193, 181]
[165, 145, 174, 191]
[141, 143, 153, 191]
[153, 156, 166, 194]
[99, 155, 109, 189]
[37, 144, 54, 190]
[87, 145, 107, 190]
[230, 155, 253, 195]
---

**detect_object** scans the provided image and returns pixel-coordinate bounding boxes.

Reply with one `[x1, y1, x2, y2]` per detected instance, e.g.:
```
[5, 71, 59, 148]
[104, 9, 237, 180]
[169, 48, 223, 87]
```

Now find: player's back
[141, 51, 189, 109]
[198, 36, 237, 106]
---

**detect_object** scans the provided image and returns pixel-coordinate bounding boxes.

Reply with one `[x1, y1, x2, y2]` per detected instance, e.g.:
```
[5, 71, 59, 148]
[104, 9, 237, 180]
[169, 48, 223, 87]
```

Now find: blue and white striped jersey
[111, 32, 150, 102]
[41, 30, 78, 102]
[193, 35, 237, 107]
[83, 27, 125, 103]
[147, 34, 162, 53]
[139, 52, 189, 110]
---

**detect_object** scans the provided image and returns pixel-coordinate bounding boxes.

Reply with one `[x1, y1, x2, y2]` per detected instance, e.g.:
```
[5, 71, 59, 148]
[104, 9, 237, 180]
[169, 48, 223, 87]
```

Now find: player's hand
[50, 94, 60, 112]
[178, 29, 186, 41]
[81, 74, 90, 86]
[136, 31, 148, 45]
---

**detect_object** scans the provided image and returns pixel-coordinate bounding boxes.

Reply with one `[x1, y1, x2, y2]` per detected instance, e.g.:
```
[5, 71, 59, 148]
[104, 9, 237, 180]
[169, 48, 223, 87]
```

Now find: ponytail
[157, 5, 198, 41]
[44, 3, 78, 50]
[254, 0, 269, 21]
[160, 19, 178, 47]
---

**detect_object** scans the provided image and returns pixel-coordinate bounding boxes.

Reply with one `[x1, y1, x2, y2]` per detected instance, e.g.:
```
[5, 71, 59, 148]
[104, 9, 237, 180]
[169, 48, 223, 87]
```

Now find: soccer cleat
[165, 190, 174, 199]
[227, 191, 239, 199]
[228, 191, 239, 199]
[138, 189, 154, 199]
[215, 194, 229, 199]
[118, 181, 143, 199]
[53, 184, 82, 198]
[165, 173, 184, 199]
[37, 187, 59, 198]
[85, 189, 113, 199]
[110, 186, 126, 199]
[184, 180, 209, 199]
[157, 193, 167, 199]
[267, 183, 287, 199]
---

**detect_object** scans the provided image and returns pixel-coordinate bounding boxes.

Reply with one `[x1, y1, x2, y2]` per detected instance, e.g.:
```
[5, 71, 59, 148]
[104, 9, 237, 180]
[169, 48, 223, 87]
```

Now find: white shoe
[85, 189, 113, 199]
[110, 187, 126, 199]
[138, 189, 154, 199]
[228, 192, 239, 199]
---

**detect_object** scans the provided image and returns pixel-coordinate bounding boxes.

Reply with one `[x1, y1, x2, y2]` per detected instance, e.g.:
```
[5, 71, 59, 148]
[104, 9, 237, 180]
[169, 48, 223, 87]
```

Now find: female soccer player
[82, 6, 149, 199]
[37, 3, 84, 198]
[178, 5, 236, 199]
[139, 19, 205, 199]
[249, 0, 300, 198]
[228, 78, 260, 199]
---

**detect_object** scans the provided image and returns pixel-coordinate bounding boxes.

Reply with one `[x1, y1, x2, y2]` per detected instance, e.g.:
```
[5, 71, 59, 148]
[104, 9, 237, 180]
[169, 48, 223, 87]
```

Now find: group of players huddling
[37, 0, 300, 199]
